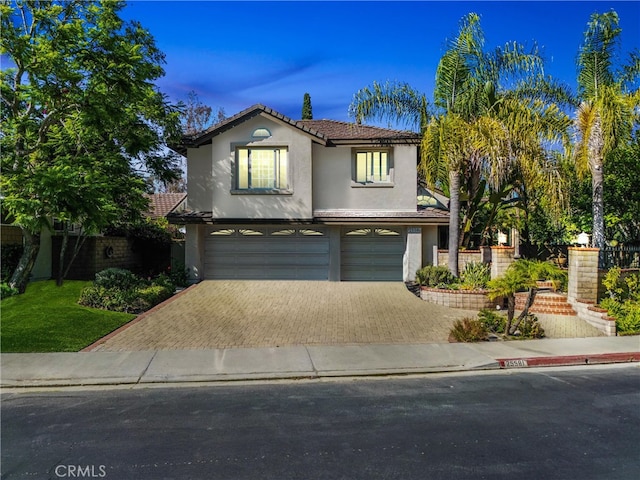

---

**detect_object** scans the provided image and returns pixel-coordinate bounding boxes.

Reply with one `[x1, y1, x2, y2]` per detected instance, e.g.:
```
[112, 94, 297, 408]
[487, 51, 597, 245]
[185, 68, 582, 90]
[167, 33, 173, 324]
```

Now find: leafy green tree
[302, 92, 313, 120]
[573, 10, 640, 248]
[1, 0, 182, 292]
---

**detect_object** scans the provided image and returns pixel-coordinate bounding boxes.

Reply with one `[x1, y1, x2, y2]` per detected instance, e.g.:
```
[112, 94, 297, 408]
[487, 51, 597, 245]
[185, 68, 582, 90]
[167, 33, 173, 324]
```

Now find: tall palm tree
[350, 13, 570, 277]
[574, 11, 640, 248]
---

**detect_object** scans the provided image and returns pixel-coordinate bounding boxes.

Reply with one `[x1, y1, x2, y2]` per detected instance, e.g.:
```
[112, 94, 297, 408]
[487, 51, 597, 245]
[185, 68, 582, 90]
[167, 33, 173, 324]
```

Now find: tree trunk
[8, 228, 41, 294]
[505, 295, 516, 335]
[57, 228, 87, 286]
[448, 169, 461, 277]
[591, 163, 605, 249]
[56, 229, 69, 287]
[589, 114, 605, 249]
[510, 287, 538, 334]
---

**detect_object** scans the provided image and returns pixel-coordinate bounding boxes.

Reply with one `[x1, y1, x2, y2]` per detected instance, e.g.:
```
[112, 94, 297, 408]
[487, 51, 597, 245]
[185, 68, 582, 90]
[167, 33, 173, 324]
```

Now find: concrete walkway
[86, 281, 603, 352]
[2, 337, 638, 388]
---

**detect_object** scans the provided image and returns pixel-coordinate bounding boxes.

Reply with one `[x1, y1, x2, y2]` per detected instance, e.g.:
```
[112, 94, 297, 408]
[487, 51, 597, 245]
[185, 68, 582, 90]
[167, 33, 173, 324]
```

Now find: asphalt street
[1, 365, 639, 479]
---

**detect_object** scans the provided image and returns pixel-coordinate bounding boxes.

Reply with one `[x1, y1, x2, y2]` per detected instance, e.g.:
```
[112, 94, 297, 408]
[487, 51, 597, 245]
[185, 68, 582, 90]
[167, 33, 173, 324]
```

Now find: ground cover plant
[0, 280, 135, 352]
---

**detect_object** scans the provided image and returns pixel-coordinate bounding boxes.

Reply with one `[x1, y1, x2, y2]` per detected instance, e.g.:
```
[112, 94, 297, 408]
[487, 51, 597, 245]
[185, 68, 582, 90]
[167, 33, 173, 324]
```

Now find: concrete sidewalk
[2, 336, 638, 389]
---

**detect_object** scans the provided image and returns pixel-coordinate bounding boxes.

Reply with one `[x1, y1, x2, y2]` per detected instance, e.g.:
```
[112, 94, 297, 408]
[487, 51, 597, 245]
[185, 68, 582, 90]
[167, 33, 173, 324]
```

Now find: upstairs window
[237, 147, 288, 190]
[354, 150, 391, 183]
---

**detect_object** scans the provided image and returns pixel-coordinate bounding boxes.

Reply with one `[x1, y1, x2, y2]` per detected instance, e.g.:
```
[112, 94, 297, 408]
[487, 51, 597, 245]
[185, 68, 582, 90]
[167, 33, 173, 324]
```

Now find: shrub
[601, 297, 640, 335]
[169, 263, 189, 288]
[1, 282, 19, 299]
[137, 285, 174, 308]
[1, 243, 23, 282]
[94, 268, 141, 291]
[478, 308, 506, 334]
[615, 303, 640, 336]
[79, 269, 176, 314]
[416, 265, 457, 287]
[459, 262, 490, 290]
[512, 314, 545, 339]
[449, 317, 488, 342]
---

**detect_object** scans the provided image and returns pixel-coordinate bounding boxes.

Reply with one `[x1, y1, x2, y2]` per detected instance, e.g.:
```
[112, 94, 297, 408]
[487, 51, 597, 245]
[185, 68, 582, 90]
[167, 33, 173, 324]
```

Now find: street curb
[497, 352, 640, 369]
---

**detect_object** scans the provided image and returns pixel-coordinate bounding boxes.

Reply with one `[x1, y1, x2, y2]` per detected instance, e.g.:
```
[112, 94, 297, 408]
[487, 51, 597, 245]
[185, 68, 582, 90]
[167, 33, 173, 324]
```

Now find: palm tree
[350, 13, 570, 277]
[574, 11, 640, 249]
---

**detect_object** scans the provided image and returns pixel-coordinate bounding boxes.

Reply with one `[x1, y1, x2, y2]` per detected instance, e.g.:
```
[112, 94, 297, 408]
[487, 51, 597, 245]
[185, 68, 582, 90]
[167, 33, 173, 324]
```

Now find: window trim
[231, 144, 293, 195]
[351, 148, 394, 187]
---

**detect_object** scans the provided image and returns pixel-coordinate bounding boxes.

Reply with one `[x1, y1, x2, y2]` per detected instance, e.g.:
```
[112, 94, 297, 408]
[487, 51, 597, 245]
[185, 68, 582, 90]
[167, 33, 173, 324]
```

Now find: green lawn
[1, 280, 135, 352]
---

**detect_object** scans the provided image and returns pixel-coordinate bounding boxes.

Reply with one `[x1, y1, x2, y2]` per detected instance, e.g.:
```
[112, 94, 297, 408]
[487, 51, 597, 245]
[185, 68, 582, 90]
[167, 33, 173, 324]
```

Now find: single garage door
[205, 226, 329, 280]
[341, 227, 405, 281]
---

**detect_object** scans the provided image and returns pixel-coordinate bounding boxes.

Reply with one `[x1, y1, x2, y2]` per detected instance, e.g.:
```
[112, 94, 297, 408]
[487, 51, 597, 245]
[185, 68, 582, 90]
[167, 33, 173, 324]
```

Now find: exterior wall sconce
[577, 232, 590, 247]
[497, 231, 508, 246]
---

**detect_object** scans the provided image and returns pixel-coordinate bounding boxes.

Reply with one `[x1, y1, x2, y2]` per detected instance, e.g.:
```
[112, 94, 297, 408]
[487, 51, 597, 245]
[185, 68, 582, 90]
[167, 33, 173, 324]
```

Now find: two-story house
[170, 104, 449, 282]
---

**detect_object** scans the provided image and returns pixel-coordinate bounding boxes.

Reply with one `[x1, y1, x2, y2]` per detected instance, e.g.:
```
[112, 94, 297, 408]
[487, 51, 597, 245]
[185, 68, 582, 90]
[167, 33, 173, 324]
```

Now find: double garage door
[205, 226, 330, 280]
[204, 225, 405, 281]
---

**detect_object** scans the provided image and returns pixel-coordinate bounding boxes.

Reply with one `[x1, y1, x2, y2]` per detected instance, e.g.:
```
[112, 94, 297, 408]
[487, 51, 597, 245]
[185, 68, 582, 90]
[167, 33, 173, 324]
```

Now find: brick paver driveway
[89, 281, 478, 351]
[90, 281, 603, 352]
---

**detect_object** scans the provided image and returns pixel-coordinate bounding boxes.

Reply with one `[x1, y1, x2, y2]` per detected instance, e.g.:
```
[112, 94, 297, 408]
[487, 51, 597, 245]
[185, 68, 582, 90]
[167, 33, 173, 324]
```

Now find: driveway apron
[90, 281, 479, 351]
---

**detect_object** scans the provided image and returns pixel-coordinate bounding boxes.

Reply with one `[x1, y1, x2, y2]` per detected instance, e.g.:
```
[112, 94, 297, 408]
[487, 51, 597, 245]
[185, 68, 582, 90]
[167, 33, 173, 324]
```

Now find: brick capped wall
[567, 247, 600, 304]
[490, 247, 515, 280]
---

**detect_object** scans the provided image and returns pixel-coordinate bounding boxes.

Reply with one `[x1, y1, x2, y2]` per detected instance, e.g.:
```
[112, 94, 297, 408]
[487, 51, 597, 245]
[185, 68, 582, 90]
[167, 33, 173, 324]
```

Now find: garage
[340, 227, 405, 281]
[204, 226, 330, 280]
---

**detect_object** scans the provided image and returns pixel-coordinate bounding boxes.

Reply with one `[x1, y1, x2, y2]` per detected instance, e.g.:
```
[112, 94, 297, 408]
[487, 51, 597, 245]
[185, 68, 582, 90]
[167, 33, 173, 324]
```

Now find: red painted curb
[498, 352, 640, 369]
[80, 283, 200, 352]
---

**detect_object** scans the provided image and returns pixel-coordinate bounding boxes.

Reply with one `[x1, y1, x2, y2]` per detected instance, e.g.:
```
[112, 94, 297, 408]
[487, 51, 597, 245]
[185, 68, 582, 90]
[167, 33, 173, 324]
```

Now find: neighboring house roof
[179, 104, 420, 153]
[145, 193, 187, 219]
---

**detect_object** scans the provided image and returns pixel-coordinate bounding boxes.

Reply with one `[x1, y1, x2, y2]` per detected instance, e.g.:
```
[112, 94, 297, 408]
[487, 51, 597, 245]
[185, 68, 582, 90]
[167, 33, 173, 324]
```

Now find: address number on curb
[501, 359, 528, 368]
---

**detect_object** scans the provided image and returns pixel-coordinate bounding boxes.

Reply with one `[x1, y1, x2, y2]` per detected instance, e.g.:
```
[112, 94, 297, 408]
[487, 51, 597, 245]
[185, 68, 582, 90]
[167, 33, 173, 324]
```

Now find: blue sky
[124, 1, 639, 125]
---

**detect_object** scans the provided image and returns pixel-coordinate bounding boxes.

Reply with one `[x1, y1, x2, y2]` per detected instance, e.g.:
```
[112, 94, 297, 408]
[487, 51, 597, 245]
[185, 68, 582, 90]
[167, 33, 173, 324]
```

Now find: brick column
[567, 247, 600, 303]
[491, 246, 515, 279]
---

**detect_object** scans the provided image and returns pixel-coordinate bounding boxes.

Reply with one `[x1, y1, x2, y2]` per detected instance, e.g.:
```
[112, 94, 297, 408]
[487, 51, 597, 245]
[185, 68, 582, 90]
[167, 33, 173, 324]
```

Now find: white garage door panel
[341, 227, 405, 281]
[205, 227, 329, 280]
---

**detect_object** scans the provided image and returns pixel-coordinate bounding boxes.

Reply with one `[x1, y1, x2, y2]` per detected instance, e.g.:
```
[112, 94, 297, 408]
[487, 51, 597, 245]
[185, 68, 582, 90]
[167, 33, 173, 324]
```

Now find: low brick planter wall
[420, 287, 501, 310]
[569, 299, 617, 336]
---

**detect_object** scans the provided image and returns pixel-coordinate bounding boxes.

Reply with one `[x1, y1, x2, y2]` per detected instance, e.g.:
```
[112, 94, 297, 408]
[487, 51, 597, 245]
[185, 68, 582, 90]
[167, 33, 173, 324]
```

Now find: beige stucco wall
[420, 225, 439, 267]
[311, 144, 417, 211]
[187, 116, 313, 219]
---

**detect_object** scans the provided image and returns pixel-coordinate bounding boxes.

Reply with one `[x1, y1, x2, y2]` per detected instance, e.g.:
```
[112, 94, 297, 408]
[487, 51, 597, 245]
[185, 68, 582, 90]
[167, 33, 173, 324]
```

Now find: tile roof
[145, 193, 187, 219]
[179, 104, 420, 152]
[297, 119, 420, 143]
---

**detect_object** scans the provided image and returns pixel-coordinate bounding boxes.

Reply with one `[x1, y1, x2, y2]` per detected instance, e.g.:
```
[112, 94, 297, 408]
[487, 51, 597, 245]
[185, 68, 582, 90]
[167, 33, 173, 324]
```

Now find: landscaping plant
[79, 269, 176, 314]
[415, 265, 457, 288]
[600, 267, 640, 335]
[459, 262, 491, 290]
[487, 259, 565, 335]
[451, 308, 545, 342]
[450, 317, 488, 342]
